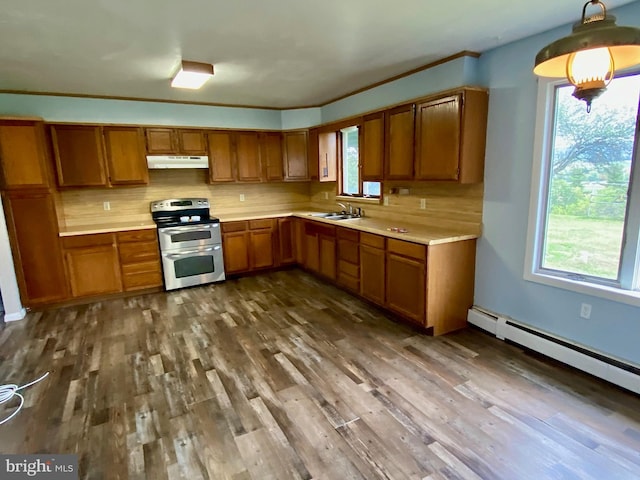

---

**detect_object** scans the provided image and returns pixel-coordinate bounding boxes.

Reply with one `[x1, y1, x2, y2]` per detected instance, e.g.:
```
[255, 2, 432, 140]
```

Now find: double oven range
[151, 198, 225, 291]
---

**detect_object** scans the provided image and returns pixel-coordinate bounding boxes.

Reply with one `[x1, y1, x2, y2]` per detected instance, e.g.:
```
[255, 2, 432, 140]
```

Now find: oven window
[174, 255, 215, 278]
[171, 231, 212, 243]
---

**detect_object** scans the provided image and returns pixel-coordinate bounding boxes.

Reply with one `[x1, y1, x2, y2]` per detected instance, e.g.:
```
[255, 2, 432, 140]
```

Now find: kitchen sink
[308, 212, 362, 221]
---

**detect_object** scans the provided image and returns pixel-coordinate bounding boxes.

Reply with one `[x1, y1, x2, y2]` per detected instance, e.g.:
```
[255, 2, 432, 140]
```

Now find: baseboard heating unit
[467, 307, 640, 395]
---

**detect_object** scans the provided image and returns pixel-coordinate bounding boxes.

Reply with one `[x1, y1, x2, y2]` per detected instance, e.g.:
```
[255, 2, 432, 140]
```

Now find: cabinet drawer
[119, 241, 160, 264]
[338, 272, 359, 292]
[338, 239, 359, 263]
[338, 260, 359, 278]
[337, 227, 359, 242]
[249, 218, 274, 230]
[222, 221, 248, 233]
[387, 238, 426, 261]
[122, 260, 161, 276]
[62, 233, 115, 249]
[117, 229, 157, 243]
[122, 269, 163, 290]
[360, 232, 385, 249]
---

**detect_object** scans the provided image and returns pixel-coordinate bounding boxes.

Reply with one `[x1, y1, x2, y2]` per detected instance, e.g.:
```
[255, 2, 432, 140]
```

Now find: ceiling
[0, 0, 637, 109]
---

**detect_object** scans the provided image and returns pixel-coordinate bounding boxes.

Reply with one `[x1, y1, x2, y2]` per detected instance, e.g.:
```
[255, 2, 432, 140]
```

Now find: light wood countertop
[59, 211, 479, 245]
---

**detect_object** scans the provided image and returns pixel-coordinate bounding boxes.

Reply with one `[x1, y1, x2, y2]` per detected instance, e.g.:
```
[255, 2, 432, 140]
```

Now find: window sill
[524, 271, 640, 307]
[336, 195, 381, 205]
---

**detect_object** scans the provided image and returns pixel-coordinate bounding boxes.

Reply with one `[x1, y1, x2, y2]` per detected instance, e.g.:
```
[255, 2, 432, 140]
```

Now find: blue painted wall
[475, 2, 640, 365]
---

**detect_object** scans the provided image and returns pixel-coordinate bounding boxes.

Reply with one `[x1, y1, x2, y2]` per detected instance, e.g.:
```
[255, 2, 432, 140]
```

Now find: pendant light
[534, 0, 640, 112]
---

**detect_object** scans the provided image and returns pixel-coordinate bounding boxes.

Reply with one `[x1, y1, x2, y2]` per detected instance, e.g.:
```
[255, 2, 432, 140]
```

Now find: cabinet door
[104, 127, 149, 185]
[260, 132, 284, 181]
[222, 231, 250, 273]
[146, 128, 176, 154]
[235, 131, 262, 182]
[415, 95, 461, 181]
[304, 232, 319, 272]
[178, 130, 207, 154]
[283, 131, 309, 181]
[360, 245, 385, 305]
[361, 112, 384, 181]
[386, 253, 426, 324]
[0, 120, 51, 190]
[2, 192, 68, 305]
[208, 131, 235, 182]
[307, 128, 320, 181]
[318, 131, 337, 182]
[294, 219, 305, 264]
[385, 104, 415, 180]
[65, 238, 122, 297]
[278, 217, 295, 265]
[319, 234, 336, 280]
[51, 125, 107, 187]
[250, 229, 275, 269]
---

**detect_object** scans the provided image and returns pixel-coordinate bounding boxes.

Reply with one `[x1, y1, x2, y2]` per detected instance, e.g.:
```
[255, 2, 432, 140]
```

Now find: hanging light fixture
[533, 0, 640, 112]
[171, 60, 214, 90]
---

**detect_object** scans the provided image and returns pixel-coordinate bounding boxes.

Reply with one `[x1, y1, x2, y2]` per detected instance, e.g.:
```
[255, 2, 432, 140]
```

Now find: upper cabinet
[51, 124, 149, 188]
[103, 127, 149, 185]
[318, 131, 337, 182]
[260, 132, 284, 181]
[0, 119, 52, 191]
[51, 125, 108, 187]
[145, 128, 206, 155]
[361, 112, 385, 182]
[208, 131, 235, 182]
[307, 128, 320, 181]
[385, 104, 415, 180]
[414, 89, 488, 183]
[283, 130, 309, 181]
[235, 131, 262, 182]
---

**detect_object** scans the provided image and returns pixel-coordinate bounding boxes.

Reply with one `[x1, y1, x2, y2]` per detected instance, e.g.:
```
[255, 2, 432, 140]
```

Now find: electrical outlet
[580, 303, 592, 319]
[383, 196, 389, 206]
[103, 201, 110, 211]
[323, 192, 329, 200]
[420, 198, 427, 209]
[239, 194, 245, 202]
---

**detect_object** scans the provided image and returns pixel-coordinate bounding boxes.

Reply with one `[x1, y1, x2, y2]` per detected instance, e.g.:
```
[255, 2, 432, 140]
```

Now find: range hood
[146, 155, 209, 169]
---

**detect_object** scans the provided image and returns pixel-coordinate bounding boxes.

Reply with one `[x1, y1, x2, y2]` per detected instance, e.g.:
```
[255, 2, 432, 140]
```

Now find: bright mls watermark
[0, 455, 78, 479]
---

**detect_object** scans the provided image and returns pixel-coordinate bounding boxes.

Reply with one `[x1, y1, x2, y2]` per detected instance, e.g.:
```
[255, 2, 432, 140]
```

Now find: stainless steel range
[151, 198, 225, 290]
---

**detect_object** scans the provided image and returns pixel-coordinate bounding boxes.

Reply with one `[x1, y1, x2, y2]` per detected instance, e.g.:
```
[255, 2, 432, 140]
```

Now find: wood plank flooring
[1, 269, 640, 479]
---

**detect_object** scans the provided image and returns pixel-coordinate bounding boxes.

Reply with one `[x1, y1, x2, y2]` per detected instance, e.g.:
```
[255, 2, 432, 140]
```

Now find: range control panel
[150, 198, 210, 212]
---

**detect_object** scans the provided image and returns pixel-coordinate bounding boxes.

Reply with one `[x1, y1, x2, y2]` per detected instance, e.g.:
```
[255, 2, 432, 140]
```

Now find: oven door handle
[164, 246, 219, 259]
[161, 224, 215, 234]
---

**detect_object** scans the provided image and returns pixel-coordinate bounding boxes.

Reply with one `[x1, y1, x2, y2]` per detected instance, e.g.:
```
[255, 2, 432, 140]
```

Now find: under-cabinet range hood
[146, 155, 208, 169]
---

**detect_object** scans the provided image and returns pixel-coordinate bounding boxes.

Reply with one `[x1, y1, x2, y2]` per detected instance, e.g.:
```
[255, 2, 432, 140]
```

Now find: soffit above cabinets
[0, 0, 637, 109]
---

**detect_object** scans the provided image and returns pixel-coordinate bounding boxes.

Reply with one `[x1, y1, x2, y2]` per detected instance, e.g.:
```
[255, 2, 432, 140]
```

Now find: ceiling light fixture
[533, 0, 640, 112]
[171, 60, 214, 90]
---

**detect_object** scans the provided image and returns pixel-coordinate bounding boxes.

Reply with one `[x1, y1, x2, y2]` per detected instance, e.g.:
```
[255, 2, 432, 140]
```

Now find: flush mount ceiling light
[171, 60, 214, 90]
[534, 0, 640, 112]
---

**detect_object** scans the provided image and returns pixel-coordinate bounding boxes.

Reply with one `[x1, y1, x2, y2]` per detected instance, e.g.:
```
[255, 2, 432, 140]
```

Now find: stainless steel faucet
[337, 202, 353, 214]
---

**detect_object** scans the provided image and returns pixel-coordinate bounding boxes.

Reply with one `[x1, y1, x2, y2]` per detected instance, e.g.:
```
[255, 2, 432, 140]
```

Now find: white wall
[0, 196, 26, 322]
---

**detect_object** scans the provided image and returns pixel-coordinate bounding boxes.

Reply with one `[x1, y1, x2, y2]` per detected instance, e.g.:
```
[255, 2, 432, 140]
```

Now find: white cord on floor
[0, 372, 50, 425]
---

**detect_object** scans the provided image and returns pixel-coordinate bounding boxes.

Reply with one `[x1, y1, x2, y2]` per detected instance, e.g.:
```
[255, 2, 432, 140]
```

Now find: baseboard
[3, 308, 26, 322]
[467, 307, 640, 395]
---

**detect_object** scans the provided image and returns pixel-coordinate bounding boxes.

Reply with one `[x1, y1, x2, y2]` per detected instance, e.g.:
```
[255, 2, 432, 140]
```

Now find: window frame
[524, 72, 640, 307]
[337, 123, 381, 201]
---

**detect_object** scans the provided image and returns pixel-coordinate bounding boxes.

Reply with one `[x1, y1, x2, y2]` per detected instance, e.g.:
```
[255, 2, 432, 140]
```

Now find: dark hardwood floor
[1, 269, 639, 479]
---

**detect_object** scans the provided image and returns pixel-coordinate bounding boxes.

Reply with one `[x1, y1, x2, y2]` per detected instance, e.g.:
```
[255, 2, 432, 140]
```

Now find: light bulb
[567, 47, 614, 89]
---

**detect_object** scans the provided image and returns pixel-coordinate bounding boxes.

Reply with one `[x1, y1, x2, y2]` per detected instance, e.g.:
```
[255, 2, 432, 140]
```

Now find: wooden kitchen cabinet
[337, 227, 359, 292]
[235, 131, 262, 182]
[385, 239, 427, 325]
[145, 128, 206, 155]
[307, 128, 320, 181]
[51, 125, 108, 187]
[277, 217, 296, 265]
[222, 219, 276, 274]
[414, 88, 488, 183]
[303, 221, 335, 279]
[2, 191, 69, 306]
[294, 218, 305, 264]
[103, 127, 149, 185]
[361, 112, 385, 181]
[62, 233, 122, 298]
[385, 104, 415, 180]
[116, 229, 162, 291]
[318, 131, 337, 182]
[260, 132, 284, 181]
[249, 219, 275, 269]
[359, 232, 385, 304]
[283, 130, 309, 181]
[222, 231, 251, 274]
[0, 119, 52, 190]
[208, 131, 235, 182]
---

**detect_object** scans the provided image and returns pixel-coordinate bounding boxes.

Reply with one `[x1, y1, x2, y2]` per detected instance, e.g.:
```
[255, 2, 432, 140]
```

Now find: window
[339, 126, 380, 198]
[526, 72, 640, 305]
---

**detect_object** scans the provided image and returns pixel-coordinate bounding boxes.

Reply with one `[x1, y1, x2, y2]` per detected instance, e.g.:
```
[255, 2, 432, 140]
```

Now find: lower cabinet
[221, 219, 276, 274]
[62, 233, 123, 297]
[359, 232, 386, 304]
[277, 217, 296, 265]
[303, 221, 336, 280]
[117, 230, 163, 291]
[337, 227, 359, 292]
[385, 239, 426, 325]
[2, 191, 69, 306]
